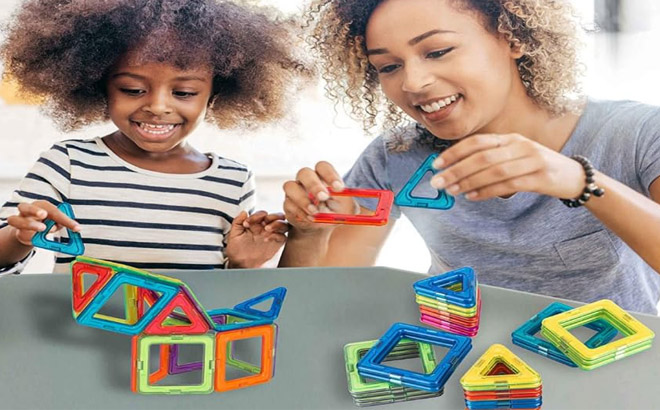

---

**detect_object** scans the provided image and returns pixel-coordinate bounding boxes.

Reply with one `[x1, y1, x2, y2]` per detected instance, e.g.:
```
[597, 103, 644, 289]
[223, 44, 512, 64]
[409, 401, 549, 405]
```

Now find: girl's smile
[130, 121, 182, 142]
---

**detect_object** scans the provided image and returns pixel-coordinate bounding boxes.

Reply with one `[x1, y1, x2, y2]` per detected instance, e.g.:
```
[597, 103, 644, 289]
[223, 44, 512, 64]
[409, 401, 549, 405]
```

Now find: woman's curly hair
[304, 0, 583, 134]
[1, 0, 310, 131]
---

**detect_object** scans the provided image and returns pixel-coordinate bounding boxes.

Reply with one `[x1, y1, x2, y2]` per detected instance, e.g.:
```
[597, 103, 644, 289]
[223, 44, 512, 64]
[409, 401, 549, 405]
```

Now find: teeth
[138, 122, 176, 134]
[420, 94, 460, 113]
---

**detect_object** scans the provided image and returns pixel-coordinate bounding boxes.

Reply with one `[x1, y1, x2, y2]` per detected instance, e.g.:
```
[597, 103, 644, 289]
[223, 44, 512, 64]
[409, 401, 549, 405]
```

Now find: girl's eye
[174, 91, 198, 98]
[426, 47, 454, 59]
[120, 88, 145, 96]
[378, 64, 400, 74]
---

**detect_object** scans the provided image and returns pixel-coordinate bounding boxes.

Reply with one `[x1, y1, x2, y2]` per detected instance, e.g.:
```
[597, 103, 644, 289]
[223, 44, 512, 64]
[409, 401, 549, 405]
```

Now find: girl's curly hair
[304, 0, 583, 134]
[1, 0, 310, 131]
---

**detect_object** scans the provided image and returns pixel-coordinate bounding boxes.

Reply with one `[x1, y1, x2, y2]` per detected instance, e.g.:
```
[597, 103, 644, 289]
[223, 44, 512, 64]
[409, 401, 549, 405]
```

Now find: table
[0, 266, 658, 409]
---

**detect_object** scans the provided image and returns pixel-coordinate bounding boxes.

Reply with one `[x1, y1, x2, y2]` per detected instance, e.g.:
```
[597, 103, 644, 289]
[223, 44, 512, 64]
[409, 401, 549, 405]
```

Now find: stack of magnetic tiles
[70, 255, 287, 394]
[344, 322, 472, 407]
[513, 299, 654, 370]
[413, 267, 481, 337]
[460, 344, 542, 410]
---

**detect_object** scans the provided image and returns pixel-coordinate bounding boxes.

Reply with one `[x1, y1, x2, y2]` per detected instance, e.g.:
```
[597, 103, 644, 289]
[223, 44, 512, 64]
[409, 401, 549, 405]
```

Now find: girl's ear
[207, 94, 218, 109]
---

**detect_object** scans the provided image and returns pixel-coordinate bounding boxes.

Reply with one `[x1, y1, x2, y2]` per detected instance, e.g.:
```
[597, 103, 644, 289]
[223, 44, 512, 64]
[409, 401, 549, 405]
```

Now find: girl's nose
[142, 91, 173, 115]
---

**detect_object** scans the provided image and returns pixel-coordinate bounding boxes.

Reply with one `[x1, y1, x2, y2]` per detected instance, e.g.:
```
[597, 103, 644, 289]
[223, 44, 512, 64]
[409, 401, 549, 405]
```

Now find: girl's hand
[430, 133, 585, 200]
[282, 161, 359, 233]
[6, 200, 81, 246]
[225, 210, 289, 268]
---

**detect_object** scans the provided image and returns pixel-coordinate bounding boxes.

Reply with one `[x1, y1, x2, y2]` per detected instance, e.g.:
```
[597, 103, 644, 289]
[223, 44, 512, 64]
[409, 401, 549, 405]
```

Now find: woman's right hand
[282, 161, 359, 233]
[6, 200, 81, 246]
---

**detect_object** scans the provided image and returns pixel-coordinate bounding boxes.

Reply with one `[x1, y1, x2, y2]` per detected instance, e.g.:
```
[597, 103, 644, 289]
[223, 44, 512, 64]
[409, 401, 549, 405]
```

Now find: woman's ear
[509, 39, 525, 59]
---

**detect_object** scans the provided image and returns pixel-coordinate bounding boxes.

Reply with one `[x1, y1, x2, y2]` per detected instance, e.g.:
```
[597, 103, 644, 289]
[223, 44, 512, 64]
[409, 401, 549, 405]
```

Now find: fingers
[232, 210, 248, 227]
[430, 143, 531, 192]
[29, 201, 81, 232]
[451, 158, 543, 198]
[245, 213, 267, 235]
[282, 185, 315, 226]
[263, 212, 286, 224]
[295, 161, 344, 203]
[240, 211, 288, 237]
[316, 161, 345, 192]
[433, 133, 516, 170]
[264, 220, 289, 235]
[7, 201, 81, 246]
[6, 213, 47, 233]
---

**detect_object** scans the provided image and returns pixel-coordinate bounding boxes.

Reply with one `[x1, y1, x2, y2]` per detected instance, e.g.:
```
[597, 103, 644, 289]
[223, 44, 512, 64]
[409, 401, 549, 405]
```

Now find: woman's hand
[282, 161, 359, 233]
[430, 133, 585, 200]
[225, 210, 289, 268]
[6, 200, 81, 246]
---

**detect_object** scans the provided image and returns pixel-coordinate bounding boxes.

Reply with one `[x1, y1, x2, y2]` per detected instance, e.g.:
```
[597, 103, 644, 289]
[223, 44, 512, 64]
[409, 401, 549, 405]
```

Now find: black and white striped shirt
[0, 137, 256, 273]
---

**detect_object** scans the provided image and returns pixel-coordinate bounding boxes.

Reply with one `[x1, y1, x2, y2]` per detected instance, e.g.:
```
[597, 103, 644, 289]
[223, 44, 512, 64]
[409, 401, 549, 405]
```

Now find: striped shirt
[0, 137, 256, 273]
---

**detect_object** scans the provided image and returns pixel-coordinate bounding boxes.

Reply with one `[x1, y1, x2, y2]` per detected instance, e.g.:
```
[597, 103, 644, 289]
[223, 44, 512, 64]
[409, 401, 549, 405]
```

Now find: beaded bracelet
[560, 155, 605, 208]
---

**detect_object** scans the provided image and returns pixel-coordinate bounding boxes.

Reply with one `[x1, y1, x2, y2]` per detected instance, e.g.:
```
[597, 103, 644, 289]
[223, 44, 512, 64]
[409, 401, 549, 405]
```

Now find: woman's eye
[427, 47, 454, 59]
[174, 91, 198, 98]
[378, 64, 400, 74]
[120, 88, 145, 96]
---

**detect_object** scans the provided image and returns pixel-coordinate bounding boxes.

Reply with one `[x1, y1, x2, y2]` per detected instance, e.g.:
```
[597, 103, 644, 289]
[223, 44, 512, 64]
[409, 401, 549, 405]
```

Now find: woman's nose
[401, 63, 434, 93]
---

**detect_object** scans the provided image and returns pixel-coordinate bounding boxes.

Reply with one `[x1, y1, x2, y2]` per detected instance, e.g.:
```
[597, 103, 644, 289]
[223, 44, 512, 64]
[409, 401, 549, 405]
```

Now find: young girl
[280, 0, 660, 314]
[0, 0, 304, 273]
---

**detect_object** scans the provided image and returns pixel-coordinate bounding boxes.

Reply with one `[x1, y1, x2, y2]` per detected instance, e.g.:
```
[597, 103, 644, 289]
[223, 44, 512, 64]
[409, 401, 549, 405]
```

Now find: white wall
[1, 0, 660, 274]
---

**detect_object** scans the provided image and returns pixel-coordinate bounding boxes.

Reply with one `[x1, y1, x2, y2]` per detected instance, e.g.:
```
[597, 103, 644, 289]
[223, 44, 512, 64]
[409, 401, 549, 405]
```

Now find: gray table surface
[0, 266, 658, 409]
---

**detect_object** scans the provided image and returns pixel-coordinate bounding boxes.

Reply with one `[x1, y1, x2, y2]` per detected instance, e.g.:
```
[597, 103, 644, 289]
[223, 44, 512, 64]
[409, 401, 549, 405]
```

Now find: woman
[280, 0, 660, 314]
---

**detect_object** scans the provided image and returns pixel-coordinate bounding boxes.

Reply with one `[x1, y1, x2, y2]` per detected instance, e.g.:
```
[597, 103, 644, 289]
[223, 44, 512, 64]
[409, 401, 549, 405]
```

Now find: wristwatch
[0, 249, 36, 277]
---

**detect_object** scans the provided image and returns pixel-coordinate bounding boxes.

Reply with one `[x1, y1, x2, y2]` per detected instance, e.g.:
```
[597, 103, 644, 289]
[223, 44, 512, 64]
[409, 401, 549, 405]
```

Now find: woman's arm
[583, 173, 660, 272]
[279, 208, 394, 267]
[429, 132, 660, 273]
[279, 160, 396, 267]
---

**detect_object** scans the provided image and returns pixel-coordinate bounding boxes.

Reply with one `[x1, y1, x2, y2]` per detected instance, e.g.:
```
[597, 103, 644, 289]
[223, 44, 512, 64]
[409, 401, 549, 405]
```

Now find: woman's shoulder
[372, 123, 448, 154]
[584, 98, 660, 126]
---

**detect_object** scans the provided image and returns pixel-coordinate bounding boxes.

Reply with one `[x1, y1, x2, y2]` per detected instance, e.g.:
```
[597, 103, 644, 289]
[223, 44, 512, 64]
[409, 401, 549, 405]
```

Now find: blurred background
[1, 0, 659, 273]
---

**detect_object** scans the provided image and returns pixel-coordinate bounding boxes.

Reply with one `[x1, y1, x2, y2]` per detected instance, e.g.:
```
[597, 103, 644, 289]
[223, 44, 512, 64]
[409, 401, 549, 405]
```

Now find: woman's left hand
[430, 133, 586, 200]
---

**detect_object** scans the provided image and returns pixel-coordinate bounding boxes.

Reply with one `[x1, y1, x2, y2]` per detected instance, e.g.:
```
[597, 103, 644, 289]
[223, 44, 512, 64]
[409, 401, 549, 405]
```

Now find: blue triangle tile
[233, 287, 287, 321]
[394, 154, 454, 209]
[413, 267, 477, 307]
[31, 202, 85, 256]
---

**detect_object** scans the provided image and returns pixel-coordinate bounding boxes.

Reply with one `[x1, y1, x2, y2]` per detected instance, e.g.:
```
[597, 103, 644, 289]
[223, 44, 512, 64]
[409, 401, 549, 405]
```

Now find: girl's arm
[0, 142, 72, 269]
[0, 226, 33, 267]
[0, 201, 80, 267]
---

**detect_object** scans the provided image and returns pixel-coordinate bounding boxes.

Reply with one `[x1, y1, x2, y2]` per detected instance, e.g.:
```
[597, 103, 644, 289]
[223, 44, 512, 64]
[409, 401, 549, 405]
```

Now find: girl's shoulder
[211, 154, 250, 173]
[40, 136, 105, 157]
[205, 154, 252, 184]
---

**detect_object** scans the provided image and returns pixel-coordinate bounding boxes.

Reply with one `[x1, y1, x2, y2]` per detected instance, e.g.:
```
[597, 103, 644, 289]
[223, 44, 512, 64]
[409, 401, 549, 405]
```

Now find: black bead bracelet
[560, 155, 605, 208]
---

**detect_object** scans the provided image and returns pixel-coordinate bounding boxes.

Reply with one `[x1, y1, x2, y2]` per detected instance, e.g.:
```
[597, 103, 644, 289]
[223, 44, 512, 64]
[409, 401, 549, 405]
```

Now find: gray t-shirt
[344, 99, 660, 314]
